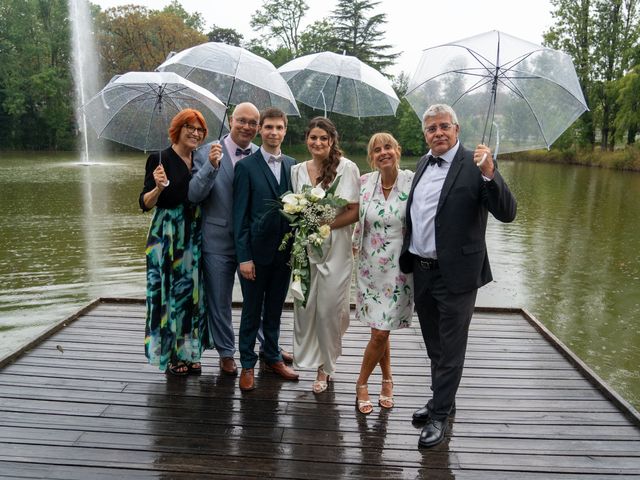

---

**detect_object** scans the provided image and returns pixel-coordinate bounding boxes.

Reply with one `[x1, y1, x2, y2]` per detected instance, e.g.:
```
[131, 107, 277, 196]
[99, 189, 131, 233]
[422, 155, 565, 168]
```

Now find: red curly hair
[168, 108, 207, 145]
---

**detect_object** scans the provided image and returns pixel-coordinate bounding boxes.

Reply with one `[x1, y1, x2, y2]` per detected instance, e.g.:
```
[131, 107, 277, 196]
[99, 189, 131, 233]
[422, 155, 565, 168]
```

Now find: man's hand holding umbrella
[474, 144, 494, 179]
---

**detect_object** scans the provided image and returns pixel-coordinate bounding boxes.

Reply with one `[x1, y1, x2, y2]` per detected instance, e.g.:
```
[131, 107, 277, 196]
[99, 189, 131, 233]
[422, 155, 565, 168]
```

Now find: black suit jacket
[399, 144, 517, 294]
[233, 150, 295, 266]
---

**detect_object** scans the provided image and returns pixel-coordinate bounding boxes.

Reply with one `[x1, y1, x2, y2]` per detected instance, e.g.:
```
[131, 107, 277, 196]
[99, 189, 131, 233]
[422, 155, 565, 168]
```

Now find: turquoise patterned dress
[139, 147, 207, 371]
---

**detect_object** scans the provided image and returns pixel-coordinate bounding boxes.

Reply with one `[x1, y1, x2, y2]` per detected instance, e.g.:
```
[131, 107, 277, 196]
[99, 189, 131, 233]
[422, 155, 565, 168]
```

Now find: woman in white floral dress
[353, 132, 414, 414]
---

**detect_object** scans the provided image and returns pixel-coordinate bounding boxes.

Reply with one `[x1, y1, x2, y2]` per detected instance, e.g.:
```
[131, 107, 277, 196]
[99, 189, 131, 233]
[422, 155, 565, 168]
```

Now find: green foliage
[299, 20, 338, 54]
[161, 0, 205, 32]
[207, 25, 243, 46]
[544, 0, 640, 150]
[250, 0, 308, 57]
[330, 0, 400, 75]
[614, 66, 640, 144]
[0, 0, 75, 149]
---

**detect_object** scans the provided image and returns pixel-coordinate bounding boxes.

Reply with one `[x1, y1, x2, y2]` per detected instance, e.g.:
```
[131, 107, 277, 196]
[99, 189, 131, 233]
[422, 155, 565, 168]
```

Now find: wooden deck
[0, 298, 639, 479]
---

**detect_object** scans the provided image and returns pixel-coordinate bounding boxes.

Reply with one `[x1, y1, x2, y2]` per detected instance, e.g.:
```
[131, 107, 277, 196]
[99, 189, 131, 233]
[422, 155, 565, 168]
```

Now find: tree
[614, 66, 640, 144]
[592, 0, 639, 150]
[207, 25, 243, 46]
[161, 0, 205, 32]
[0, 0, 75, 149]
[330, 0, 399, 74]
[544, 0, 595, 147]
[299, 20, 338, 55]
[250, 0, 308, 58]
[95, 5, 206, 82]
[544, 0, 640, 150]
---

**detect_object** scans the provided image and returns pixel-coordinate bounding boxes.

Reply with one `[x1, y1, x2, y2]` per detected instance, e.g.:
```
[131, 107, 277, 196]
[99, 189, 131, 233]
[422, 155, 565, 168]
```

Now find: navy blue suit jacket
[233, 150, 295, 266]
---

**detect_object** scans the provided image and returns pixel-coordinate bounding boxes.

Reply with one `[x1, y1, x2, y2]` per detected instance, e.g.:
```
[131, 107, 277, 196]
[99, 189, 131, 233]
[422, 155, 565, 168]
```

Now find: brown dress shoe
[266, 361, 299, 381]
[239, 368, 255, 391]
[219, 357, 238, 376]
[280, 349, 294, 364]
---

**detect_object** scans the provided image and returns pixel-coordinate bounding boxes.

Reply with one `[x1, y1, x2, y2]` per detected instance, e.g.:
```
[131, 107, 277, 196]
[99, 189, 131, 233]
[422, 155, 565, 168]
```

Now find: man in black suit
[399, 104, 517, 448]
[233, 107, 299, 391]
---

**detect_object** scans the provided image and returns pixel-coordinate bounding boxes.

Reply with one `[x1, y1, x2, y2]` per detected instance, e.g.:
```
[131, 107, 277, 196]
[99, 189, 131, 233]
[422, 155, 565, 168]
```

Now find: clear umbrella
[156, 42, 299, 118]
[83, 71, 227, 152]
[278, 51, 400, 118]
[405, 30, 589, 154]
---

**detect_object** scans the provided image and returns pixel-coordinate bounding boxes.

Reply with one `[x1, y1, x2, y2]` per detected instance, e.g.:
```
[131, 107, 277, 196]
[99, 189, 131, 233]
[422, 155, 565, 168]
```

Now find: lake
[0, 151, 638, 409]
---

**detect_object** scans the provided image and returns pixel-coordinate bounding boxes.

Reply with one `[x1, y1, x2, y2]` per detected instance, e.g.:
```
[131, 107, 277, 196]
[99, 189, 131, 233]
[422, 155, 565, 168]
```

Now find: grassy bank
[502, 146, 640, 172]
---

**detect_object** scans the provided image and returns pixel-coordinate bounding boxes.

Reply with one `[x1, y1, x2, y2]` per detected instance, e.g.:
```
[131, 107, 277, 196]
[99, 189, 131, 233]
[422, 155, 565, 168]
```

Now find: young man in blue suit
[399, 104, 517, 448]
[189, 103, 293, 377]
[233, 107, 299, 391]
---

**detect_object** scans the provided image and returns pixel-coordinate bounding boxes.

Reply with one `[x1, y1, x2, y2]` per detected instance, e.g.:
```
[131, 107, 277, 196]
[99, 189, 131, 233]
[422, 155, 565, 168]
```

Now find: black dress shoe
[412, 402, 456, 422]
[418, 418, 448, 448]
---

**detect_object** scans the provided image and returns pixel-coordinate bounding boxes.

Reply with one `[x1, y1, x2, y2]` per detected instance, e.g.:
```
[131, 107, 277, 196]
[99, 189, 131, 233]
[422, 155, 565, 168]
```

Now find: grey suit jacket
[188, 136, 258, 256]
[399, 144, 517, 294]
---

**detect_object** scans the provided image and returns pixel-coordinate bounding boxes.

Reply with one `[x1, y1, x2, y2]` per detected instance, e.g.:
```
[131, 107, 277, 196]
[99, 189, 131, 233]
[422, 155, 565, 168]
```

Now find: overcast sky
[93, 0, 554, 76]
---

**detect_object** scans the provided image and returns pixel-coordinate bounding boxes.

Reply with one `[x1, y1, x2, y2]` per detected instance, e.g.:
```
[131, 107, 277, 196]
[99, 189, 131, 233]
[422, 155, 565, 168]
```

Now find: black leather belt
[416, 256, 439, 270]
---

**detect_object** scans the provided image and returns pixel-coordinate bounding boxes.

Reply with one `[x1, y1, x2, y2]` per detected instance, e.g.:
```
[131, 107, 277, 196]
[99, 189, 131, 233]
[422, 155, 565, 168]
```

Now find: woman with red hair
[139, 108, 209, 376]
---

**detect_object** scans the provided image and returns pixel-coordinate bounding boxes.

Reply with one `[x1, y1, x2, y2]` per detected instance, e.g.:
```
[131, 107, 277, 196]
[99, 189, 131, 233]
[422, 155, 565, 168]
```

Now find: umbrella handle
[212, 139, 223, 159]
[477, 152, 488, 167]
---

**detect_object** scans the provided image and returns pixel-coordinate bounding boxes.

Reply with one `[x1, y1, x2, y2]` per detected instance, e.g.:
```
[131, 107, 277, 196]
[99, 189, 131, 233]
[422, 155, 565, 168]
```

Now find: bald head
[229, 102, 260, 148]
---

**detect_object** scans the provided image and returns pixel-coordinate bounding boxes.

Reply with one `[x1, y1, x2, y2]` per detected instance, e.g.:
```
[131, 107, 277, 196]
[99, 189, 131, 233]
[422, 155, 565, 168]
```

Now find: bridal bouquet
[278, 176, 347, 307]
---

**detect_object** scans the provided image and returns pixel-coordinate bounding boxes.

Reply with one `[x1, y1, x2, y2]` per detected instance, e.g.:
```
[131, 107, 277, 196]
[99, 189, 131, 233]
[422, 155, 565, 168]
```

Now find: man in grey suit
[189, 102, 292, 376]
[399, 104, 517, 448]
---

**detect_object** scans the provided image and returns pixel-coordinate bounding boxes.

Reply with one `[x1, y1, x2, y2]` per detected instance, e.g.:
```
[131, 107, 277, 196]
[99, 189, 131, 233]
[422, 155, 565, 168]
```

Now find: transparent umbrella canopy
[83, 71, 228, 152]
[157, 42, 299, 116]
[278, 51, 400, 118]
[405, 30, 589, 154]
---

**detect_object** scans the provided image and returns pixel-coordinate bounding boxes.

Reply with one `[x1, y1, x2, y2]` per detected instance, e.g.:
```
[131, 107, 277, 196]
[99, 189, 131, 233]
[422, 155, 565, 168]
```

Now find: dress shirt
[409, 141, 460, 259]
[261, 146, 282, 184]
[224, 136, 252, 167]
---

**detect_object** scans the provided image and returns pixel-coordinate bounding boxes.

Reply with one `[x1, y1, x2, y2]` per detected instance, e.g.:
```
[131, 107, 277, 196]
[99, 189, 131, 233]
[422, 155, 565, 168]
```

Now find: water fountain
[68, 0, 102, 165]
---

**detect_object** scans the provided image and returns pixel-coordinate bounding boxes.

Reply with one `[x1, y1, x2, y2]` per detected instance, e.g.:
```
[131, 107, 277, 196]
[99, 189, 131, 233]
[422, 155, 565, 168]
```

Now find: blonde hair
[367, 132, 401, 170]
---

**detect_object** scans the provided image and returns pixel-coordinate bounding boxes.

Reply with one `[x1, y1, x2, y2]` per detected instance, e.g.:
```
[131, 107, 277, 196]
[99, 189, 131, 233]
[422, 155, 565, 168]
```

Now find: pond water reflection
[0, 152, 638, 409]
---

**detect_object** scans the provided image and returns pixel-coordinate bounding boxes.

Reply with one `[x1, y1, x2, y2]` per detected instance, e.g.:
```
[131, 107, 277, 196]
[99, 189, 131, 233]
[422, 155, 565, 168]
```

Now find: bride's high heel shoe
[312, 368, 331, 394]
[378, 378, 394, 409]
[355, 384, 373, 415]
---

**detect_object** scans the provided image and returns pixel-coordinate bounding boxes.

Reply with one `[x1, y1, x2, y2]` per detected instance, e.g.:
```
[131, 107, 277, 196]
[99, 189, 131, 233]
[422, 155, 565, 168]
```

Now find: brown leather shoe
[280, 349, 294, 364]
[266, 361, 299, 381]
[239, 368, 255, 391]
[219, 357, 238, 376]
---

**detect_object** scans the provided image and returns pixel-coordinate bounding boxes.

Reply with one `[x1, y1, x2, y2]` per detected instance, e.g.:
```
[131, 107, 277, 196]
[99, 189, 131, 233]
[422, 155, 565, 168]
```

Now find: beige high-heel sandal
[356, 384, 373, 415]
[378, 378, 394, 409]
[312, 368, 331, 394]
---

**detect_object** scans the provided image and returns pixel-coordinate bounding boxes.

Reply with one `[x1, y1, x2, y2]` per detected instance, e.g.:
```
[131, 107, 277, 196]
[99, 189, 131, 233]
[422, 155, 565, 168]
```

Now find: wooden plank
[0, 300, 639, 479]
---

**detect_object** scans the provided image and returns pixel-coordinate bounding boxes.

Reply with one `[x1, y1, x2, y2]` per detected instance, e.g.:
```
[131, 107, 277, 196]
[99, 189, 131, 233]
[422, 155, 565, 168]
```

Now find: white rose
[283, 202, 300, 214]
[318, 224, 331, 239]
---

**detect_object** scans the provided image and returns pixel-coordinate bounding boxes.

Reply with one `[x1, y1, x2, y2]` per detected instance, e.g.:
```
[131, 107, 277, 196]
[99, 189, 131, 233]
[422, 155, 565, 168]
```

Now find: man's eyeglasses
[183, 124, 206, 136]
[425, 123, 455, 134]
[235, 118, 259, 128]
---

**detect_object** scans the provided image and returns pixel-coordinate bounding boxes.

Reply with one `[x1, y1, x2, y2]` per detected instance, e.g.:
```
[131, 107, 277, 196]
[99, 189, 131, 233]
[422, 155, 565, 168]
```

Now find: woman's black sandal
[166, 362, 188, 376]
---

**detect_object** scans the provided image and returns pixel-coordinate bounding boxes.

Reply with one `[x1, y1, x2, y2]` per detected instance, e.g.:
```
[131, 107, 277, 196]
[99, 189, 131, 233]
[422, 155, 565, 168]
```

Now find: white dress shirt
[408, 141, 460, 259]
[260, 146, 282, 183]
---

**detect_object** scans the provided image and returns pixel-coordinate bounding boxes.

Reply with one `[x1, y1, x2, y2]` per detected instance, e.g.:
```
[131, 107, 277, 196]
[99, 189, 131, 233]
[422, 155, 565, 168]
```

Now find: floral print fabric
[354, 169, 414, 330]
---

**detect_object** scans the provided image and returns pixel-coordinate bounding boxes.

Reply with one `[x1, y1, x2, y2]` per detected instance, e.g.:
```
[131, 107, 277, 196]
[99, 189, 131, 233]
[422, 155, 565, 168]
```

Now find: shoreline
[502, 147, 640, 172]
